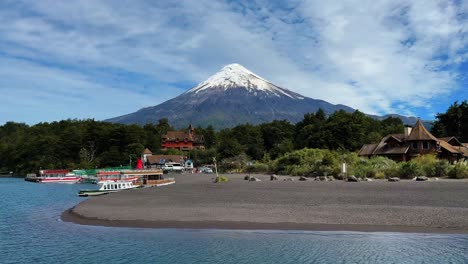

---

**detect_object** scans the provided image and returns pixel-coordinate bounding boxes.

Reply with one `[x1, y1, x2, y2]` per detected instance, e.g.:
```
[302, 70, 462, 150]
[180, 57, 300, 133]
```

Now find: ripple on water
[1, 178, 468, 264]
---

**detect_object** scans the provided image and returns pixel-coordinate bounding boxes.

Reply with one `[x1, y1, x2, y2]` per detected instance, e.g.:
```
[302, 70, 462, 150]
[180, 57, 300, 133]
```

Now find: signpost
[247, 161, 253, 178]
[213, 157, 219, 178]
[342, 163, 347, 180]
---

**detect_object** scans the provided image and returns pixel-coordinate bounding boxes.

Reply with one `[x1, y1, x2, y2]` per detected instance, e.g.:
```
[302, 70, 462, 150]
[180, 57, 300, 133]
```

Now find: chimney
[404, 125, 412, 138]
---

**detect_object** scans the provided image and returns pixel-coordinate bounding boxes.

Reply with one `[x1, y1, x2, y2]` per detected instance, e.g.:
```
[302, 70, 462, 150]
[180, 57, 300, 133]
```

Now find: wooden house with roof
[161, 124, 205, 151]
[358, 120, 466, 163]
[141, 148, 186, 168]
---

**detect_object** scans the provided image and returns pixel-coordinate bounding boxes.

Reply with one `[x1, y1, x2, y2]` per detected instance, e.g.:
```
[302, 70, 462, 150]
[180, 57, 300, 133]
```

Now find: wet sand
[62, 174, 468, 233]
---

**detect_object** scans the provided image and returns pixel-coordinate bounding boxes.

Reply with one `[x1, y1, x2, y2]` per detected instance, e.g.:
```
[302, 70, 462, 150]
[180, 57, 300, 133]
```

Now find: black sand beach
[63, 173, 468, 233]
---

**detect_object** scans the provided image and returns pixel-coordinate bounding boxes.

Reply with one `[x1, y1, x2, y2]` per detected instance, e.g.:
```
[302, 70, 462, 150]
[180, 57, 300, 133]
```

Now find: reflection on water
[1, 177, 467, 264]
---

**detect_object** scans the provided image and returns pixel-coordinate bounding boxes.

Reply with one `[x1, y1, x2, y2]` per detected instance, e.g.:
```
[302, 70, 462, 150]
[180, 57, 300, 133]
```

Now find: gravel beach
[63, 173, 468, 233]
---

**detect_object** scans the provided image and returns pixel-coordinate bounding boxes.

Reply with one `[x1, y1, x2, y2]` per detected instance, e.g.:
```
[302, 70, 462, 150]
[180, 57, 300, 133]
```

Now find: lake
[1, 177, 467, 264]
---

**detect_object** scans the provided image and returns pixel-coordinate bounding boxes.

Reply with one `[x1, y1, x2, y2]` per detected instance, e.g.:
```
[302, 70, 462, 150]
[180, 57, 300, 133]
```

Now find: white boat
[25, 170, 81, 184]
[96, 171, 140, 184]
[78, 180, 141, 196]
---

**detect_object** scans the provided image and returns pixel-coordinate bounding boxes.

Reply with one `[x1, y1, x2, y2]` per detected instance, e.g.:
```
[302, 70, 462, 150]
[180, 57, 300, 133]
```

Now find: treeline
[191, 109, 403, 166]
[431, 100, 468, 142]
[1, 101, 466, 176]
[253, 149, 467, 179]
[0, 119, 171, 174]
[0, 109, 404, 175]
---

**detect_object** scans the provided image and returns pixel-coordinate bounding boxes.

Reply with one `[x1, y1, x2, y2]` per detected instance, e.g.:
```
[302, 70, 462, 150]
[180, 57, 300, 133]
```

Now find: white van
[163, 162, 183, 172]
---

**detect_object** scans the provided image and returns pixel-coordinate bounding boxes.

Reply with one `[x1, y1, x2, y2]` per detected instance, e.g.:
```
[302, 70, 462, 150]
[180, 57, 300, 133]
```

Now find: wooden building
[161, 124, 205, 151]
[142, 148, 185, 167]
[358, 120, 466, 163]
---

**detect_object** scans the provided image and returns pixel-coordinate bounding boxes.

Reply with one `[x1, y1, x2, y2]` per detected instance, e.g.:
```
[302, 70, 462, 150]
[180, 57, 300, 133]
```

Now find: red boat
[33, 170, 81, 184]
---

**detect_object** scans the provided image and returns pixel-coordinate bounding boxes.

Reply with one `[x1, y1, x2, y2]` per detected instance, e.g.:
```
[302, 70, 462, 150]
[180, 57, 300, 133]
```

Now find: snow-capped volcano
[106, 63, 355, 128]
[186, 63, 304, 99]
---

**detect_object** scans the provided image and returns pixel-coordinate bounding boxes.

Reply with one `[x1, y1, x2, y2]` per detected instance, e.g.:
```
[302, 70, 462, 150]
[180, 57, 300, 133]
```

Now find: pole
[213, 157, 219, 178]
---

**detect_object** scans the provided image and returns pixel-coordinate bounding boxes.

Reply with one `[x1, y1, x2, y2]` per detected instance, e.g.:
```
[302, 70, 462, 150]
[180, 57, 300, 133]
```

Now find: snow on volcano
[186, 63, 304, 99]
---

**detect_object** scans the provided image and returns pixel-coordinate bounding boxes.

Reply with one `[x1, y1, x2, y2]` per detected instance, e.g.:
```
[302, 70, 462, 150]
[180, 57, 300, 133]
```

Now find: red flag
[136, 157, 143, 169]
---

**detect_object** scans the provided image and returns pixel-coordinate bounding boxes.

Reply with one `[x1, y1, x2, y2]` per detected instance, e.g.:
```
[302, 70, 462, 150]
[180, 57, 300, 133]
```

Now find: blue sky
[0, 0, 467, 125]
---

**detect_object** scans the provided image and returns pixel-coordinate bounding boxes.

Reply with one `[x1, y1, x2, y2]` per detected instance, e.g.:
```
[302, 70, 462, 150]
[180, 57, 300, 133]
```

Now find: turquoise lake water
[1, 177, 467, 264]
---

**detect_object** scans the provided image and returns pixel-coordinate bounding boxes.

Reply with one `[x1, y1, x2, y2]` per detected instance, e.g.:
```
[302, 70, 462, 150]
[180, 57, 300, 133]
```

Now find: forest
[0, 100, 466, 177]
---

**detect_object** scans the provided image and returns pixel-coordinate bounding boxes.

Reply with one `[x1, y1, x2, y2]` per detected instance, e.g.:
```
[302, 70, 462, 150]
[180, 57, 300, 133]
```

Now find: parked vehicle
[162, 162, 183, 172]
[198, 166, 213, 174]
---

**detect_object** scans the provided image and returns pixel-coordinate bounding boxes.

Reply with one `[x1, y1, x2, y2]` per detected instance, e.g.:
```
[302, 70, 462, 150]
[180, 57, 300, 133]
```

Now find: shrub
[374, 171, 386, 179]
[384, 166, 400, 178]
[251, 162, 269, 173]
[448, 163, 468, 179]
[353, 157, 397, 179]
[214, 175, 229, 183]
[412, 154, 438, 177]
[399, 161, 422, 179]
[433, 160, 450, 177]
[290, 165, 314, 176]
[272, 148, 340, 175]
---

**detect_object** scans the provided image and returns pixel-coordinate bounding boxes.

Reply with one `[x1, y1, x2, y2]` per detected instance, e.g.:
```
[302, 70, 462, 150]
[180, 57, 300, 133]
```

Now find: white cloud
[0, 58, 182, 124]
[0, 0, 466, 124]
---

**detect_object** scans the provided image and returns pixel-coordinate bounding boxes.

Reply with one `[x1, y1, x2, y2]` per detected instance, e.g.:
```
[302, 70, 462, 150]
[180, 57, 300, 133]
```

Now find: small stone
[347, 175, 359, 182]
[388, 177, 400, 182]
[415, 176, 429, 181]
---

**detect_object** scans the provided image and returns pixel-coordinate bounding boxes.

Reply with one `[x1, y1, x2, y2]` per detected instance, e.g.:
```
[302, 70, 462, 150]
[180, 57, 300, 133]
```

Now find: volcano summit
[106, 64, 355, 128]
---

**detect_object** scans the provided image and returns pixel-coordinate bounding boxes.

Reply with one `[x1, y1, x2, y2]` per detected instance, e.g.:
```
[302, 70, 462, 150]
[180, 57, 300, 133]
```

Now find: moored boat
[96, 171, 140, 184]
[78, 180, 141, 197]
[25, 170, 81, 184]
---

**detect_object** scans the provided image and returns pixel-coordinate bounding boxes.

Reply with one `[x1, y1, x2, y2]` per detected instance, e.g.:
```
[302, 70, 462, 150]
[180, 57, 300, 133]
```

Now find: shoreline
[61, 208, 468, 234]
[62, 173, 468, 234]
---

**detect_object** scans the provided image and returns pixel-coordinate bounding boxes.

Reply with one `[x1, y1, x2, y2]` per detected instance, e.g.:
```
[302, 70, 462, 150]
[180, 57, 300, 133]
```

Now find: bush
[374, 171, 386, 179]
[214, 175, 229, 183]
[433, 160, 450, 177]
[272, 148, 342, 176]
[251, 162, 269, 173]
[384, 166, 400, 178]
[290, 165, 314, 176]
[412, 154, 438, 177]
[399, 161, 422, 179]
[448, 163, 468, 179]
[353, 157, 397, 179]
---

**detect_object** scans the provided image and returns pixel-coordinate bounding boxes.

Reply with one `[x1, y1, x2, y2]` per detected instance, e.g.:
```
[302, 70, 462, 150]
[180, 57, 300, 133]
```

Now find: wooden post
[213, 157, 219, 178]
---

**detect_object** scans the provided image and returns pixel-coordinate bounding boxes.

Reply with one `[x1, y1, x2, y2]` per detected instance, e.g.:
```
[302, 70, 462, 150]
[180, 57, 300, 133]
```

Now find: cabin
[358, 120, 466, 163]
[141, 148, 192, 170]
[161, 124, 205, 151]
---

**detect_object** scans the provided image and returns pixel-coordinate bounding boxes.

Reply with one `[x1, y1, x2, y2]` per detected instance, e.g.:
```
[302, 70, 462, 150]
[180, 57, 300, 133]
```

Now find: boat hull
[39, 177, 81, 184]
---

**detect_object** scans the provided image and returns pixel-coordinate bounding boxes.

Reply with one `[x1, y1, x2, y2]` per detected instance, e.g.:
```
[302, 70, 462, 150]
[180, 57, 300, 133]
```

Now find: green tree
[431, 100, 468, 141]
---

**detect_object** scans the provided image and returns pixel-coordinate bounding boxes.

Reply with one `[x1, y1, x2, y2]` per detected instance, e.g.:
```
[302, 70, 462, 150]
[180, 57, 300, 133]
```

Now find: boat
[78, 180, 141, 197]
[96, 171, 140, 184]
[25, 170, 81, 184]
[122, 169, 175, 187]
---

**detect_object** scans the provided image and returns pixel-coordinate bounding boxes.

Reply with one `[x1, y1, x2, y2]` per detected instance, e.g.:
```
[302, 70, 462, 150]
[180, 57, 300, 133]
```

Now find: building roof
[163, 131, 190, 141]
[143, 148, 152, 155]
[455, 146, 468, 157]
[147, 155, 185, 164]
[406, 120, 439, 141]
[373, 146, 409, 155]
[439, 137, 463, 146]
[387, 135, 404, 143]
[162, 129, 204, 144]
[438, 140, 463, 154]
[358, 144, 378, 156]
